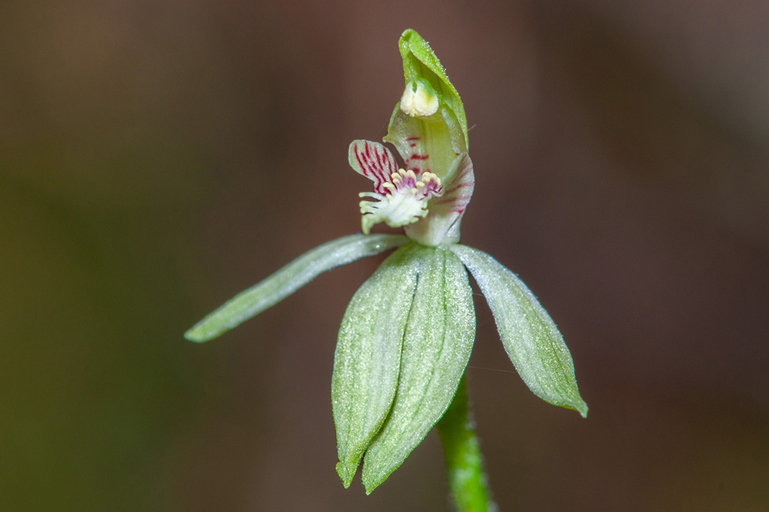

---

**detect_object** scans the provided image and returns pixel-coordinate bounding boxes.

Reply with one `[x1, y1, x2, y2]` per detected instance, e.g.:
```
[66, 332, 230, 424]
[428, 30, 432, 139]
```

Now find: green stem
[436, 374, 496, 512]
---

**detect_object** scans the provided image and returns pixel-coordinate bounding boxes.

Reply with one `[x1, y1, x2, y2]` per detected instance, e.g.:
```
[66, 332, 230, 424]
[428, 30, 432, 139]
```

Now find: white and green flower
[350, 138, 474, 246]
[185, 28, 587, 497]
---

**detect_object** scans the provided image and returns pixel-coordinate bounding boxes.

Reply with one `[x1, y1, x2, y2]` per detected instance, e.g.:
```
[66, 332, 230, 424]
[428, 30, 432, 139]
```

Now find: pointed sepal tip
[335, 460, 356, 489]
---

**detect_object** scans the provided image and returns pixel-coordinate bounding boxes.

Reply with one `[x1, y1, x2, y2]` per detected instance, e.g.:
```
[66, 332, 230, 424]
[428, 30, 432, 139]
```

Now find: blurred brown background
[2, 0, 769, 510]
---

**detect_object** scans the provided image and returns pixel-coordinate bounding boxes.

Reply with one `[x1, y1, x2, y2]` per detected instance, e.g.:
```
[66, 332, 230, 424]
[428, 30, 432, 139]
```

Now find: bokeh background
[2, 0, 769, 510]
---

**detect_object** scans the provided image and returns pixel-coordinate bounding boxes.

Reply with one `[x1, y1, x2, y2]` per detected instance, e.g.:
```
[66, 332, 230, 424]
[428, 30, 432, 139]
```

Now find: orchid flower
[186, 29, 587, 512]
[349, 139, 474, 246]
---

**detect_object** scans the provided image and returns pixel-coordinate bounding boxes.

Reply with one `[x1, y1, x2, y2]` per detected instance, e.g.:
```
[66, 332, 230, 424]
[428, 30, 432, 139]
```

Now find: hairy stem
[436, 375, 496, 512]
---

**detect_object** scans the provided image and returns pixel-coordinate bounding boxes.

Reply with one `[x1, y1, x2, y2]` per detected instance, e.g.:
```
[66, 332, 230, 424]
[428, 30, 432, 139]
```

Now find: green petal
[184, 234, 409, 342]
[362, 246, 476, 493]
[332, 244, 420, 487]
[450, 245, 588, 417]
[398, 29, 468, 150]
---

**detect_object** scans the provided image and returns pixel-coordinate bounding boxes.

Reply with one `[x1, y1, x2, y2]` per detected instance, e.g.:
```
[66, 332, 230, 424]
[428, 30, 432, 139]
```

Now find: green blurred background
[2, 0, 769, 510]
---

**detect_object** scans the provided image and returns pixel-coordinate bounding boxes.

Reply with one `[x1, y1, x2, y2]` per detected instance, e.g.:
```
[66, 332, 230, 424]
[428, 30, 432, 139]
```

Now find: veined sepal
[361, 245, 475, 493]
[450, 244, 588, 417]
[332, 244, 476, 492]
[184, 234, 409, 342]
[332, 244, 421, 487]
